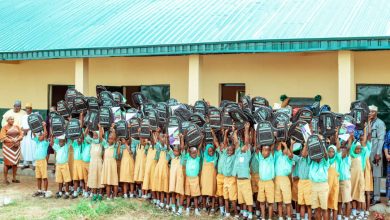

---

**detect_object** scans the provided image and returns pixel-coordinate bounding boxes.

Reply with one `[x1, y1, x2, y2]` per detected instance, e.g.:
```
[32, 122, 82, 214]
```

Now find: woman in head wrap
[0, 116, 23, 184]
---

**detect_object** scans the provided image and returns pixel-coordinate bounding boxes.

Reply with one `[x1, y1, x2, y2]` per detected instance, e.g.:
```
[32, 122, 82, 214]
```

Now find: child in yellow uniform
[327, 144, 340, 220]
[274, 141, 294, 220]
[169, 135, 185, 215]
[257, 144, 275, 220]
[80, 135, 91, 198]
[309, 155, 330, 220]
[184, 146, 202, 216]
[71, 137, 84, 199]
[142, 132, 157, 200]
[100, 127, 119, 199]
[213, 129, 228, 216]
[337, 145, 352, 220]
[200, 143, 217, 215]
[118, 138, 135, 198]
[32, 122, 50, 198]
[154, 133, 172, 209]
[85, 126, 104, 201]
[132, 136, 144, 197]
[51, 135, 72, 199]
[250, 145, 260, 218]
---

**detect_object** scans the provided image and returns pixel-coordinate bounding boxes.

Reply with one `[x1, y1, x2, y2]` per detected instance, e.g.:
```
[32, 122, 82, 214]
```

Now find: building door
[220, 83, 245, 103]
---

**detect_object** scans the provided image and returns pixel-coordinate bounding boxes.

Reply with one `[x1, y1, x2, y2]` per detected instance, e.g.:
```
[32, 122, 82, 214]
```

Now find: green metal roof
[1, 0, 390, 60]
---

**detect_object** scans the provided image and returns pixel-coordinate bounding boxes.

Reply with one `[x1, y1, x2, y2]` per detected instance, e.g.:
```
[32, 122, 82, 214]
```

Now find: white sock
[248, 212, 253, 219]
[65, 192, 69, 196]
[59, 191, 63, 196]
[352, 209, 357, 216]
[256, 210, 260, 216]
[365, 211, 369, 215]
[243, 210, 248, 217]
[337, 215, 342, 220]
[73, 191, 77, 197]
[225, 213, 230, 217]
[279, 217, 284, 220]
[359, 211, 364, 217]
[159, 202, 164, 208]
[296, 214, 301, 220]
[195, 208, 200, 215]
[129, 193, 134, 198]
[287, 217, 291, 220]
[178, 206, 183, 213]
[220, 206, 225, 214]
[305, 213, 308, 219]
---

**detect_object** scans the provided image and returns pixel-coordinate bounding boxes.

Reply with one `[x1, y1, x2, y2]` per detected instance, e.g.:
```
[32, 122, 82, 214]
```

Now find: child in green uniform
[71, 137, 84, 199]
[51, 135, 72, 199]
[81, 135, 91, 198]
[32, 122, 50, 198]
[184, 146, 202, 216]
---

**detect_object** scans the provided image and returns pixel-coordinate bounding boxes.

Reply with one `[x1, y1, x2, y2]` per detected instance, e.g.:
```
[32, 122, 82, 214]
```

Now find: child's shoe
[32, 191, 42, 197]
[55, 192, 62, 199]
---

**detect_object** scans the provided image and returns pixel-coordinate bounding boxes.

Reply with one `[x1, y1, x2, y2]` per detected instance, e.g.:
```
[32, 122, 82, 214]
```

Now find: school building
[1, 0, 390, 127]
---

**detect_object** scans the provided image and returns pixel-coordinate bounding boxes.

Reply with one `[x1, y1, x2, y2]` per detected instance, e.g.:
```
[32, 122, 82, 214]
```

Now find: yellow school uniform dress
[153, 144, 171, 193]
[119, 145, 135, 183]
[169, 153, 185, 195]
[200, 146, 217, 196]
[364, 157, 373, 192]
[327, 159, 339, 210]
[142, 145, 157, 190]
[100, 143, 119, 186]
[87, 137, 104, 189]
[134, 141, 146, 182]
[68, 145, 74, 181]
[350, 143, 368, 203]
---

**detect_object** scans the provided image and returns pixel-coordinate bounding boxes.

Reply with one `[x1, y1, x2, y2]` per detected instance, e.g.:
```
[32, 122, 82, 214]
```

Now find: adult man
[369, 105, 386, 204]
[1, 100, 27, 127]
[21, 103, 37, 169]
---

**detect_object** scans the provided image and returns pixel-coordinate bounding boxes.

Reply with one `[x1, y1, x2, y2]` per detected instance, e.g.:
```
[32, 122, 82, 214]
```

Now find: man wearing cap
[20, 103, 37, 169]
[369, 105, 386, 204]
[1, 100, 27, 128]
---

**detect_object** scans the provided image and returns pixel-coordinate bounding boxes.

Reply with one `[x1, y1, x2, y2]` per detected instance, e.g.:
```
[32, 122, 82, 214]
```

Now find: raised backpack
[242, 109, 256, 127]
[129, 117, 140, 138]
[50, 114, 65, 137]
[194, 100, 208, 116]
[208, 108, 222, 131]
[156, 102, 169, 127]
[57, 100, 71, 118]
[66, 118, 81, 140]
[180, 121, 192, 134]
[351, 107, 368, 130]
[87, 110, 99, 131]
[86, 97, 99, 111]
[253, 106, 273, 123]
[228, 107, 248, 130]
[99, 91, 114, 102]
[139, 118, 151, 138]
[203, 123, 213, 144]
[288, 120, 307, 143]
[131, 92, 148, 108]
[99, 107, 113, 128]
[27, 113, 44, 134]
[190, 113, 206, 128]
[115, 120, 129, 139]
[174, 107, 192, 122]
[112, 92, 126, 107]
[142, 103, 155, 115]
[274, 121, 288, 142]
[319, 111, 336, 137]
[311, 116, 319, 134]
[73, 96, 88, 114]
[240, 95, 252, 111]
[307, 135, 326, 160]
[185, 122, 202, 148]
[272, 112, 290, 128]
[65, 88, 79, 104]
[294, 108, 313, 124]
[222, 107, 234, 129]
[101, 98, 116, 108]
[96, 85, 107, 99]
[350, 100, 369, 113]
[168, 116, 182, 132]
[145, 109, 158, 131]
[256, 121, 274, 146]
[167, 98, 179, 106]
[252, 96, 269, 112]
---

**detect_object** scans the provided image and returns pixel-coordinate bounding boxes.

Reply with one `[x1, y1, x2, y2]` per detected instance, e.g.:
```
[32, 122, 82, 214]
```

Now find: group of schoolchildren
[30, 108, 377, 220]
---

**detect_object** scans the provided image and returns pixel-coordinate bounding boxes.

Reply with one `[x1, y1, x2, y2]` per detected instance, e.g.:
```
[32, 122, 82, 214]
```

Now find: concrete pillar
[188, 55, 202, 105]
[75, 58, 89, 95]
[338, 51, 354, 113]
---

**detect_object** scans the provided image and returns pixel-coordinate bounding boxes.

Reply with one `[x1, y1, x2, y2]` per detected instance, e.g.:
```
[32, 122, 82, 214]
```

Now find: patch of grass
[46, 199, 137, 220]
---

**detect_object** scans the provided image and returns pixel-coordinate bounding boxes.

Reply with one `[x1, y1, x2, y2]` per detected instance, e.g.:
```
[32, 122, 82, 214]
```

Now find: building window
[220, 83, 245, 103]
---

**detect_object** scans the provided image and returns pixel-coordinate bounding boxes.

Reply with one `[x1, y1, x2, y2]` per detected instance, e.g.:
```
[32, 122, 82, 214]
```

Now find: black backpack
[167, 98, 179, 106]
[208, 108, 222, 131]
[101, 98, 116, 108]
[112, 92, 126, 107]
[319, 111, 336, 137]
[240, 95, 252, 111]
[256, 121, 274, 146]
[51, 114, 65, 137]
[351, 107, 368, 130]
[145, 109, 158, 131]
[252, 96, 269, 112]
[115, 120, 129, 139]
[311, 116, 319, 134]
[190, 113, 206, 128]
[288, 120, 306, 143]
[28, 113, 44, 134]
[139, 118, 151, 138]
[96, 85, 107, 99]
[65, 88, 79, 104]
[294, 108, 313, 124]
[66, 118, 81, 140]
[253, 106, 273, 123]
[194, 100, 208, 116]
[99, 91, 114, 102]
[86, 97, 99, 111]
[57, 100, 71, 118]
[73, 96, 88, 114]
[242, 109, 256, 127]
[228, 108, 248, 130]
[99, 107, 113, 128]
[87, 110, 99, 131]
[156, 102, 169, 127]
[272, 112, 290, 128]
[350, 100, 369, 113]
[274, 122, 288, 142]
[185, 122, 202, 148]
[168, 116, 182, 131]
[132, 92, 148, 108]
[307, 135, 326, 160]
[174, 107, 192, 122]
[222, 107, 234, 129]
[142, 103, 155, 115]
[203, 123, 213, 144]
[129, 117, 140, 138]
